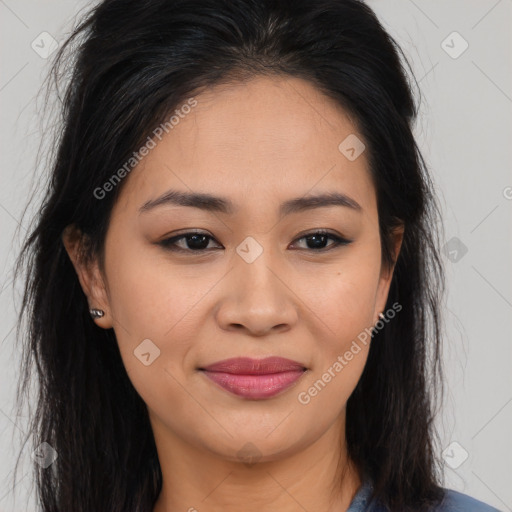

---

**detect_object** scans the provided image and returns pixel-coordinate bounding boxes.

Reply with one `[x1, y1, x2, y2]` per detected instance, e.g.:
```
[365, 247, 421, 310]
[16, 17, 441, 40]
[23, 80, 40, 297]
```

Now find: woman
[14, 0, 501, 511]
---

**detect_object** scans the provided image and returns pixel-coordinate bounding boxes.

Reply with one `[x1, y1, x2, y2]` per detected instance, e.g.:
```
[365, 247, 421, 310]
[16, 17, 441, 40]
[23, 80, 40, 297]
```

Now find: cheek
[295, 269, 377, 412]
[292, 247, 380, 404]
[104, 258, 211, 422]
[300, 248, 381, 342]
[102, 242, 223, 396]
[105, 239, 216, 339]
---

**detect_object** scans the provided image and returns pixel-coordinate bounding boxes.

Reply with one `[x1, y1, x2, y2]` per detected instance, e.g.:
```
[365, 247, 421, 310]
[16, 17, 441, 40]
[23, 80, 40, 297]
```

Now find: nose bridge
[233, 236, 285, 303]
[215, 236, 298, 334]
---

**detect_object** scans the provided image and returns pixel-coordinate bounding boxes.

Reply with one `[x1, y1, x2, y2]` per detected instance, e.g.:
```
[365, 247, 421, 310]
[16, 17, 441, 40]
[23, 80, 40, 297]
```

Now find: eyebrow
[139, 189, 362, 216]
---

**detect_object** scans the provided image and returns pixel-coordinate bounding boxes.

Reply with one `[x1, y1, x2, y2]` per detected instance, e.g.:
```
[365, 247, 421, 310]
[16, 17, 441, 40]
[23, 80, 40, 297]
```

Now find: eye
[290, 230, 352, 251]
[158, 231, 222, 252]
[158, 229, 351, 254]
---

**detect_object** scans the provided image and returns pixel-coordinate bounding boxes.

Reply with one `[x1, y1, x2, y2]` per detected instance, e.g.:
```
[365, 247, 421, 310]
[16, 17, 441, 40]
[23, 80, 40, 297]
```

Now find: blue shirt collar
[346, 477, 384, 512]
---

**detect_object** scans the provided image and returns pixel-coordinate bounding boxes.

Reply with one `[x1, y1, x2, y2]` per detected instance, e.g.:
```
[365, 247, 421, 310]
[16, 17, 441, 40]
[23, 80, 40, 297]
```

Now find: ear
[373, 224, 404, 323]
[61, 224, 113, 329]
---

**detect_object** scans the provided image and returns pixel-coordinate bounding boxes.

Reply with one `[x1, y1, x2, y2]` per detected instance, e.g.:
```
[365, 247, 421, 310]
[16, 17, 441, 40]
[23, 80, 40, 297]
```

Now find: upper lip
[200, 356, 306, 375]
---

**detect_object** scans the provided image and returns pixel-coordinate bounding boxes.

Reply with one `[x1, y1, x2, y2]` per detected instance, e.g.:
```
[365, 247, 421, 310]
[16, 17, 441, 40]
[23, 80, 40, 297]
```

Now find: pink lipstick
[199, 356, 306, 400]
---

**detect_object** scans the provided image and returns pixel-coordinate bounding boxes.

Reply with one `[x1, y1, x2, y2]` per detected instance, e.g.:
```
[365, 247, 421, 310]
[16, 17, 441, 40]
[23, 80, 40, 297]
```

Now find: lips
[201, 356, 306, 374]
[199, 357, 307, 399]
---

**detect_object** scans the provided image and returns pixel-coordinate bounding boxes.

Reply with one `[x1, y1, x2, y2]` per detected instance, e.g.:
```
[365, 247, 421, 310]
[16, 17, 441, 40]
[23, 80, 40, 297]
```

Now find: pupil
[187, 234, 209, 250]
[308, 234, 327, 249]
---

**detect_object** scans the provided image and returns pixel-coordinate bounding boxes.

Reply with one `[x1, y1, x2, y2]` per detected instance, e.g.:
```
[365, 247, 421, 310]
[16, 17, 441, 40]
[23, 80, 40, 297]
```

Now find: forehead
[114, 75, 376, 217]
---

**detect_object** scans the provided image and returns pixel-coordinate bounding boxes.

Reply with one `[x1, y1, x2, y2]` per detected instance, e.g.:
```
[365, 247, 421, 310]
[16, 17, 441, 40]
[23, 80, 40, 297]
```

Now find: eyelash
[158, 229, 352, 254]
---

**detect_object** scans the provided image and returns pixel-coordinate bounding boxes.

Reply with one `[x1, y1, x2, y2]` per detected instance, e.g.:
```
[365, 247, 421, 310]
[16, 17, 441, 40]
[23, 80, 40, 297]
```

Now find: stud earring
[89, 308, 105, 319]
[372, 312, 386, 336]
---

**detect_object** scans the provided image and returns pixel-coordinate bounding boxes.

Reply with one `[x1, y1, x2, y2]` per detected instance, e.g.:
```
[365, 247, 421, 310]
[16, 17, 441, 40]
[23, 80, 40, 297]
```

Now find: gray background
[0, 1, 511, 511]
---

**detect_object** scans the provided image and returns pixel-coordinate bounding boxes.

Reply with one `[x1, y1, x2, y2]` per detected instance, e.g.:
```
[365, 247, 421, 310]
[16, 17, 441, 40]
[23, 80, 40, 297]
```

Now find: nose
[215, 249, 299, 337]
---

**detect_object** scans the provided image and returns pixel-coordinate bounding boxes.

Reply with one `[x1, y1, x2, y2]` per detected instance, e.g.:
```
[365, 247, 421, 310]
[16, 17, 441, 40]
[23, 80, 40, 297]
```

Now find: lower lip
[201, 370, 305, 399]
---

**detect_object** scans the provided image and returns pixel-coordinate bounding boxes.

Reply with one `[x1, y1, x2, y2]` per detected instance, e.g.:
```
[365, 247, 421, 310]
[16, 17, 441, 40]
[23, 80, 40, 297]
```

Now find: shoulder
[435, 488, 502, 512]
[348, 479, 501, 512]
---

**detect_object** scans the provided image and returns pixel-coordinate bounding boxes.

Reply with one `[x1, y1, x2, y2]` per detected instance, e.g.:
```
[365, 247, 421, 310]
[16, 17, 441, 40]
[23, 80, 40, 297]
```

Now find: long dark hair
[14, 0, 446, 510]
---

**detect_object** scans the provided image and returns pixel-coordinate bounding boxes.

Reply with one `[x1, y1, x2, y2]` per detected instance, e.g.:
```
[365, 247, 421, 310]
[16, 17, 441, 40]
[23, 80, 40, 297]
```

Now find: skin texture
[63, 76, 403, 512]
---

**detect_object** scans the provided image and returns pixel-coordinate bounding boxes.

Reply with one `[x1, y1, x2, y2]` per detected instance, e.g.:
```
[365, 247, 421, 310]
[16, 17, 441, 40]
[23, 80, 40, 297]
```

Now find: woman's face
[68, 76, 401, 463]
